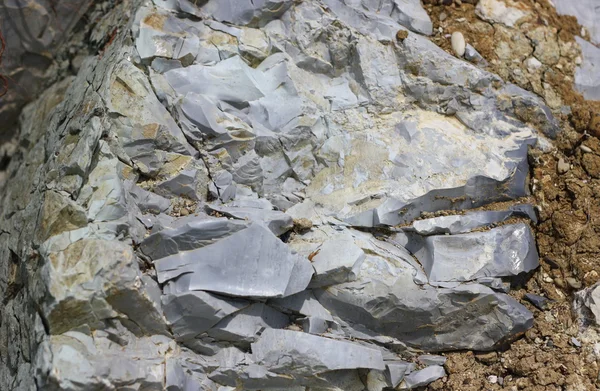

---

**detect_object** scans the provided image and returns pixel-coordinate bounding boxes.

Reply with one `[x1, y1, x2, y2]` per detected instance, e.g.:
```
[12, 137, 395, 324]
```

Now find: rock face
[0, 0, 560, 389]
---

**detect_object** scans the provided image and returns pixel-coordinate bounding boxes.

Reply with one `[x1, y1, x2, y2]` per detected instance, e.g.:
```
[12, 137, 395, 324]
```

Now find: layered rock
[0, 0, 561, 389]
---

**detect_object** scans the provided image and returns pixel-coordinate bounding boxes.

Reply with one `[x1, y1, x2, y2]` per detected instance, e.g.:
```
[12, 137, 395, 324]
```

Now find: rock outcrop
[0, 0, 561, 389]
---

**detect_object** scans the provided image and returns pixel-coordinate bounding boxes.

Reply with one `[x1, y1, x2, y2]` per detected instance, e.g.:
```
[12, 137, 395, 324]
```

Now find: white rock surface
[475, 0, 528, 27]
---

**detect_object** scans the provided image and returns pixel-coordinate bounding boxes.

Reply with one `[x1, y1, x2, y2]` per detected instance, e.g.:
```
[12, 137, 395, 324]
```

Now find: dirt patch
[421, 1, 600, 389]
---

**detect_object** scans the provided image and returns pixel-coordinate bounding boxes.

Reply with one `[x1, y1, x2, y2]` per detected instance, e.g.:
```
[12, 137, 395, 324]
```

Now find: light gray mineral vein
[0, 0, 567, 388]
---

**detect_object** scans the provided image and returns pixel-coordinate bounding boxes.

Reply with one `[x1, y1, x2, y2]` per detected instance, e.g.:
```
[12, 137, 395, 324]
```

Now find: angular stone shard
[269, 290, 334, 321]
[301, 317, 329, 334]
[400, 365, 446, 389]
[200, 0, 294, 27]
[315, 253, 533, 351]
[135, 7, 201, 63]
[154, 223, 313, 298]
[252, 329, 386, 375]
[125, 181, 171, 215]
[386, 361, 416, 388]
[308, 233, 366, 288]
[401, 223, 539, 283]
[207, 303, 289, 344]
[107, 60, 195, 158]
[162, 290, 250, 340]
[205, 204, 293, 236]
[36, 329, 175, 390]
[574, 37, 600, 101]
[41, 239, 159, 334]
[140, 217, 248, 260]
[418, 355, 447, 366]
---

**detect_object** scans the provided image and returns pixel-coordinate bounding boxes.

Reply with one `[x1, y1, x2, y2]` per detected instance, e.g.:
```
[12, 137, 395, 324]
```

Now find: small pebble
[439, 12, 447, 21]
[498, 377, 504, 386]
[580, 144, 592, 153]
[566, 277, 582, 289]
[451, 31, 466, 57]
[571, 337, 581, 348]
[180, 208, 190, 216]
[524, 293, 551, 311]
[557, 157, 569, 174]
[488, 375, 498, 384]
[567, 277, 581, 289]
[396, 30, 409, 41]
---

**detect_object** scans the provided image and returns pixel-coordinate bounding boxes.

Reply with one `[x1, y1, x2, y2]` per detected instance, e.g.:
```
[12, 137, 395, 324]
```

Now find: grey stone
[207, 303, 289, 344]
[386, 361, 416, 388]
[269, 290, 334, 321]
[575, 282, 600, 326]
[162, 290, 249, 340]
[301, 317, 329, 334]
[574, 37, 600, 101]
[155, 223, 313, 298]
[135, 6, 201, 63]
[464, 44, 488, 66]
[140, 217, 248, 260]
[418, 355, 447, 366]
[205, 204, 293, 236]
[315, 252, 533, 351]
[152, 0, 204, 16]
[125, 180, 171, 214]
[252, 329, 386, 375]
[524, 293, 551, 311]
[200, 0, 294, 27]
[309, 233, 366, 288]
[400, 365, 446, 389]
[401, 223, 539, 283]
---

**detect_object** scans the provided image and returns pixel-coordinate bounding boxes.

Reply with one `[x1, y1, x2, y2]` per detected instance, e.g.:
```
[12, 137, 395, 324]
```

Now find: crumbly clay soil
[419, 1, 600, 390]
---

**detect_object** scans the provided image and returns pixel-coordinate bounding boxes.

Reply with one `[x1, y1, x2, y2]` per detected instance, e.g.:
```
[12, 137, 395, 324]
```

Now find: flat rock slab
[401, 222, 539, 283]
[252, 329, 385, 375]
[154, 223, 313, 298]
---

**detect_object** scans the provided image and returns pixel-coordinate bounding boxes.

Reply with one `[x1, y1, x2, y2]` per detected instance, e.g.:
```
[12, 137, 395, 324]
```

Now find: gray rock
[401, 223, 539, 283]
[315, 251, 533, 351]
[400, 365, 446, 389]
[301, 317, 329, 334]
[200, 0, 294, 27]
[386, 361, 416, 388]
[524, 293, 551, 311]
[207, 303, 289, 344]
[155, 223, 313, 298]
[135, 6, 201, 63]
[125, 180, 171, 214]
[309, 233, 366, 288]
[575, 282, 600, 326]
[140, 217, 248, 260]
[252, 329, 386, 375]
[574, 37, 600, 101]
[464, 44, 488, 66]
[205, 204, 293, 236]
[418, 355, 447, 366]
[162, 290, 250, 340]
[269, 290, 334, 321]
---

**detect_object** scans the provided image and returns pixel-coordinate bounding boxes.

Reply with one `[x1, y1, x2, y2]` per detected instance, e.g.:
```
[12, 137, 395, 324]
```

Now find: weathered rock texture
[0, 0, 563, 389]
